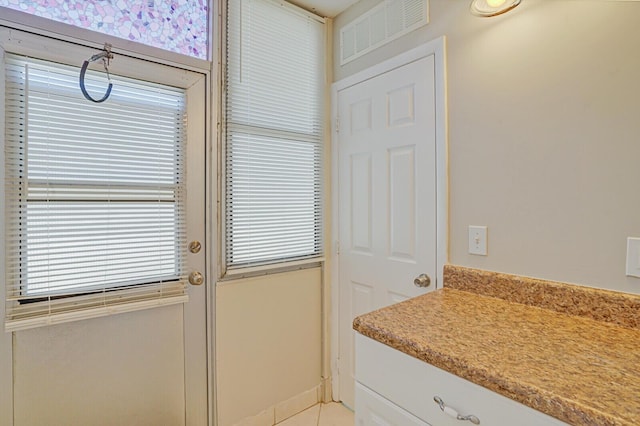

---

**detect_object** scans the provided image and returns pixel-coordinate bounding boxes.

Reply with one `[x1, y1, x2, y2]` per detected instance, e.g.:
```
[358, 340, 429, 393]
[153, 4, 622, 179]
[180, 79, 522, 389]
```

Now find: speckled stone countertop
[353, 265, 640, 426]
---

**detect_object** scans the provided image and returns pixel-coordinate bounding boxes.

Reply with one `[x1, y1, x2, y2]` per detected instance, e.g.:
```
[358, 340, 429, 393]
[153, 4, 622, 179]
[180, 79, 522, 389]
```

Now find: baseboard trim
[274, 385, 320, 423]
[233, 384, 321, 426]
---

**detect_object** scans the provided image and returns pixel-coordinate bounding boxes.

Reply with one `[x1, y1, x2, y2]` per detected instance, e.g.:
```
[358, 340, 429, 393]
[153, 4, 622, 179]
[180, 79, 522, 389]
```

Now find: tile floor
[276, 402, 354, 426]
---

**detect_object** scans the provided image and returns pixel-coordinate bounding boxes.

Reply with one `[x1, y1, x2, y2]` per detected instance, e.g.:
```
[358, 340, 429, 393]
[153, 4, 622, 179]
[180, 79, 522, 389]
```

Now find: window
[3, 53, 190, 331]
[224, 0, 325, 272]
[0, 0, 209, 59]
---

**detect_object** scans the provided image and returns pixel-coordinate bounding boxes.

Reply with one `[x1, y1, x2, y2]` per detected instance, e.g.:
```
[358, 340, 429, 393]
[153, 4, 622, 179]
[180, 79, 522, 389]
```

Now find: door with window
[0, 29, 208, 425]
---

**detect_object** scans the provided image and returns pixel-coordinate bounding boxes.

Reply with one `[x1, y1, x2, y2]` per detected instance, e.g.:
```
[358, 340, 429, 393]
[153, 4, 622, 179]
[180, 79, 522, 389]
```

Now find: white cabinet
[355, 334, 567, 426]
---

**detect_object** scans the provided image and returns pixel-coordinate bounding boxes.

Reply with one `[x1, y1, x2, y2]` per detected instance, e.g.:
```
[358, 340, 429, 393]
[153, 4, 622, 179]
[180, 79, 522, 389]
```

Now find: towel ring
[80, 43, 114, 103]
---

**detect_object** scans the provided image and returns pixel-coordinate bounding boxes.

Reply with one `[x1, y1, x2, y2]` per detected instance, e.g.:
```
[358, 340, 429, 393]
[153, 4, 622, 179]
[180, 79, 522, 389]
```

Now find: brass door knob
[189, 271, 204, 286]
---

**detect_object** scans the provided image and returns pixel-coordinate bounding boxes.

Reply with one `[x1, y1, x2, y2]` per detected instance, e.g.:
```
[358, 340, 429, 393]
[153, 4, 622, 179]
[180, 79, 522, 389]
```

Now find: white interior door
[335, 44, 446, 409]
[0, 29, 209, 426]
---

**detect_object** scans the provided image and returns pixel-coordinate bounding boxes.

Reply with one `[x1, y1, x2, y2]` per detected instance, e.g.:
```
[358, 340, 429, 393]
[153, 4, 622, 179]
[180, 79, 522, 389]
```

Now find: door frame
[330, 37, 448, 402]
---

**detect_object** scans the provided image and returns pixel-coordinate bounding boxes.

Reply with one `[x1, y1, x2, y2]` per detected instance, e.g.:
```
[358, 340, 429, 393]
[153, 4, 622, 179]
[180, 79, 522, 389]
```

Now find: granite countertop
[352, 265, 640, 426]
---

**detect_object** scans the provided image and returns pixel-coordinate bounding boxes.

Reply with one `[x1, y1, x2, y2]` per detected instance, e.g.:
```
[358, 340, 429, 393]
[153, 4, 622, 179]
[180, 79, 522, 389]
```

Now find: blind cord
[79, 43, 113, 103]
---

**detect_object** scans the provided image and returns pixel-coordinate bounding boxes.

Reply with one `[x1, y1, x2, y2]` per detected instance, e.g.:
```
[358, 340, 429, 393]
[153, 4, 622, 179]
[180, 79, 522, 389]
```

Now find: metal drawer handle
[434, 396, 480, 424]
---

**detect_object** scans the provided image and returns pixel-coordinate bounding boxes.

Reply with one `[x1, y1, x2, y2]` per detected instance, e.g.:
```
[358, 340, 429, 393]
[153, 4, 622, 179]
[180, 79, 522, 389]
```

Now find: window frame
[0, 5, 212, 71]
[219, 0, 327, 280]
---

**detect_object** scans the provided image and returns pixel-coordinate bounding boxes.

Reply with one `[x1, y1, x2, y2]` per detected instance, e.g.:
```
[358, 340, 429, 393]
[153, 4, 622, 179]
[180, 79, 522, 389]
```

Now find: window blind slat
[4, 54, 189, 331]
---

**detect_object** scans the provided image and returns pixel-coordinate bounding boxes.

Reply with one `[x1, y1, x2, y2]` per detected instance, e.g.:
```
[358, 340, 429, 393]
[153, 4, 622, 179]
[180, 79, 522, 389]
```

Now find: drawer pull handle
[433, 396, 480, 424]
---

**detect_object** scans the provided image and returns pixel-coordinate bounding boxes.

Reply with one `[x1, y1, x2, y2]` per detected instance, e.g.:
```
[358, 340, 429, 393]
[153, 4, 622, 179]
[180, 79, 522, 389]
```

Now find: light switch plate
[468, 226, 488, 256]
[626, 237, 640, 278]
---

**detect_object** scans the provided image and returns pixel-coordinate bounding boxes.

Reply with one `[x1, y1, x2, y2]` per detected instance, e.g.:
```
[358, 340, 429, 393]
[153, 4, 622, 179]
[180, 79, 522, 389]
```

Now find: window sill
[219, 257, 325, 282]
[5, 293, 188, 333]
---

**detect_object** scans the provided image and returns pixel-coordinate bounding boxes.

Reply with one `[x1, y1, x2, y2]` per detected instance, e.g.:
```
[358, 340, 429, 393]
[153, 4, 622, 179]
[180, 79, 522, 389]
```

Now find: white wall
[334, 0, 640, 294]
[215, 267, 322, 425]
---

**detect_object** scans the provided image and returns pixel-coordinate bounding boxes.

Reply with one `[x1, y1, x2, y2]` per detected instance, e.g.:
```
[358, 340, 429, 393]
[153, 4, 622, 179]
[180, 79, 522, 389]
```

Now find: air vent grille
[340, 0, 428, 65]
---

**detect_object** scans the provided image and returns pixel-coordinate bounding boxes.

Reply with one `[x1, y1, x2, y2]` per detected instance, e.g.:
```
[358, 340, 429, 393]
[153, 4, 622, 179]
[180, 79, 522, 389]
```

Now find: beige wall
[216, 267, 322, 425]
[13, 306, 186, 426]
[334, 0, 640, 294]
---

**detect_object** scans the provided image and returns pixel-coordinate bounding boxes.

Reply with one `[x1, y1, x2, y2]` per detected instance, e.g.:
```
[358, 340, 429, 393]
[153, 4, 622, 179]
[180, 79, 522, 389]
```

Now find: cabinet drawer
[356, 383, 430, 426]
[355, 334, 567, 426]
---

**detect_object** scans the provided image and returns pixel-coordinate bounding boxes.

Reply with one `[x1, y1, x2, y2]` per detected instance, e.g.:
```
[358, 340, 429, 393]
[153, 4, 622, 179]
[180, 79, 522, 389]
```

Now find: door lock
[188, 241, 202, 254]
[414, 273, 431, 288]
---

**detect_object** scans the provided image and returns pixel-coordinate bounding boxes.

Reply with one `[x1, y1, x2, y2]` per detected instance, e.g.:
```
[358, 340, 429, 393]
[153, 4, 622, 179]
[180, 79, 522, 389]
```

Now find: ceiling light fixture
[470, 0, 521, 17]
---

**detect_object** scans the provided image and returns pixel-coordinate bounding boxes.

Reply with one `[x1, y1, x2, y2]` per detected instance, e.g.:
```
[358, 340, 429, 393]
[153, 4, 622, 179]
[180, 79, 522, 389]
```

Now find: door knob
[189, 271, 204, 286]
[414, 273, 431, 288]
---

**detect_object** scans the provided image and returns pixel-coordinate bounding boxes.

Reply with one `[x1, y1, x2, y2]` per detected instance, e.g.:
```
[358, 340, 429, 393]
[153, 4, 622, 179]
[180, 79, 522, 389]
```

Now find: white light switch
[468, 226, 488, 256]
[626, 237, 640, 278]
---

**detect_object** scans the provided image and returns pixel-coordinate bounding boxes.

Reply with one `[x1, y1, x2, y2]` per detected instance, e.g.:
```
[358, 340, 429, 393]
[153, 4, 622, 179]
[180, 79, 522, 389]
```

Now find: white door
[0, 29, 209, 426]
[335, 44, 446, 408]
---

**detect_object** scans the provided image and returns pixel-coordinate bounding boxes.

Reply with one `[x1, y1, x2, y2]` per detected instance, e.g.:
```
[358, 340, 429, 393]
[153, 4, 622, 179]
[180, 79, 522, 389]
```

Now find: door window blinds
[224, 0, 325, 270]
[4, 53, 188, 331]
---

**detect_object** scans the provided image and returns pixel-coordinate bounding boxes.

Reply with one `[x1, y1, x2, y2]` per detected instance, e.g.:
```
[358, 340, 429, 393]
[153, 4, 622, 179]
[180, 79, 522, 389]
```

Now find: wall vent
[340, 0, 429, 66]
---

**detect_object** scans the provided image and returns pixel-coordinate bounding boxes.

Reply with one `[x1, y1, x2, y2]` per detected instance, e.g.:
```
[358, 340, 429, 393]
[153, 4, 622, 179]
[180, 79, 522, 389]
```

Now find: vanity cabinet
[355, 334, 567, 426]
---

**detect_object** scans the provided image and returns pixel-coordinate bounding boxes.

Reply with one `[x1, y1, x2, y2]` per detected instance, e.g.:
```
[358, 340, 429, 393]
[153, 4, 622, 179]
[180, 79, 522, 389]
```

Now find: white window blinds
[224, 0, 325, 270]
[4, 53, 188, 331]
